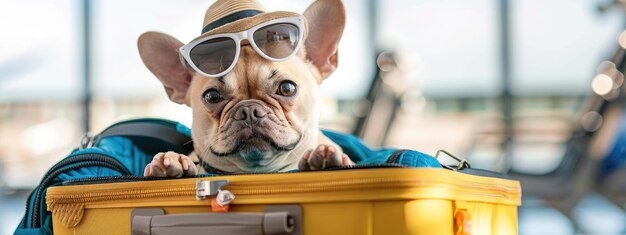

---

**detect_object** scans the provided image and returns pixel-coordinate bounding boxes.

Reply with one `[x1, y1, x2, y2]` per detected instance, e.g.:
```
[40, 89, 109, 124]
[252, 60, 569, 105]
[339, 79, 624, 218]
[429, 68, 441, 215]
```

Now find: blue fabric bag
[600, 109, 626, 180]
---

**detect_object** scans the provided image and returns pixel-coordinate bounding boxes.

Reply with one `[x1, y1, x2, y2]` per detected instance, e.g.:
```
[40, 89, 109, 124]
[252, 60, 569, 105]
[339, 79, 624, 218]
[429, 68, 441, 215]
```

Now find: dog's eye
[277, 81, 297, 97]
[203, 89, 224, 104]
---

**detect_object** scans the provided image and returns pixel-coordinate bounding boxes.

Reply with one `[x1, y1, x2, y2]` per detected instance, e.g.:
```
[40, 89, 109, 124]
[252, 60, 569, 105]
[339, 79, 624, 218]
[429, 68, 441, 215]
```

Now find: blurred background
[2, 0, 626, 234]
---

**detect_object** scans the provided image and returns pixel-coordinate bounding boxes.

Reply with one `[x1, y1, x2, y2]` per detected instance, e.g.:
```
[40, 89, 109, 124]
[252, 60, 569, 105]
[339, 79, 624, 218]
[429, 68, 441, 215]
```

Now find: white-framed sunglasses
[179, 16, 305, 78]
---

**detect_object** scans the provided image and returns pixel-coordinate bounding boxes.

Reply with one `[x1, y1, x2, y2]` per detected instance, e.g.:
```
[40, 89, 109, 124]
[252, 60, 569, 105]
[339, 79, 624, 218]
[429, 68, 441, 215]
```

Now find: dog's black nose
[234, 104, 268, 122]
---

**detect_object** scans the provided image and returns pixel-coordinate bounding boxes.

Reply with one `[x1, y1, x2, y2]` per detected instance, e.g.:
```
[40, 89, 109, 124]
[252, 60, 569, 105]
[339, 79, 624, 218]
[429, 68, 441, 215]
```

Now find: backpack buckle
[79, 132, 94, 150]
[435, 149, 471, 171]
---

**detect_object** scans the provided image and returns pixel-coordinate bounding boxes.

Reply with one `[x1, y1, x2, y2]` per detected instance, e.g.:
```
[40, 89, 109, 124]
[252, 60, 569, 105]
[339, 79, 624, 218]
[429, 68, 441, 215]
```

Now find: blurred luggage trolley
[46, 168, 520, 235]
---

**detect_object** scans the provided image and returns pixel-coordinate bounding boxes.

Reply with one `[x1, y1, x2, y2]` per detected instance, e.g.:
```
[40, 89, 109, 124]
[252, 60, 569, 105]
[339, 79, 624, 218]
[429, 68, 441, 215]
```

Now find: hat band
[201, 9, 264, 34]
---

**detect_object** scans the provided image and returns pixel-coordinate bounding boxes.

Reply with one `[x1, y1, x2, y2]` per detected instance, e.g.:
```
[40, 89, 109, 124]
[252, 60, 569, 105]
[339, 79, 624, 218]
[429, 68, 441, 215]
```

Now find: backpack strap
[89, 119, 194, 155]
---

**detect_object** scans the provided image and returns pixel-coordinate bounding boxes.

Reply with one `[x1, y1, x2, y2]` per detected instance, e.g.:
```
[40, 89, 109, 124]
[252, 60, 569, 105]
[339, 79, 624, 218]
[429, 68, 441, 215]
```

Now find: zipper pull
[211, 190, 235, 213]
[196, 179, 229, 200]
[196, 180, 234, 213]
[216, 189, 235, 206]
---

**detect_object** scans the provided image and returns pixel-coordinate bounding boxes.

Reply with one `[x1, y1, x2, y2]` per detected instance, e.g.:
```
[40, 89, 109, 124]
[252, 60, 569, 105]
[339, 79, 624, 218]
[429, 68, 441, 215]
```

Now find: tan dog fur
[138, 0, 352, 177]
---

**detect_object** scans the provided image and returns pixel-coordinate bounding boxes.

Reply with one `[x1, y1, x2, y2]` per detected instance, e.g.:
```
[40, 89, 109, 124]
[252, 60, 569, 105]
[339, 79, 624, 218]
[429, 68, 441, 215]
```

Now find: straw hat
[194, 0, 304, 41]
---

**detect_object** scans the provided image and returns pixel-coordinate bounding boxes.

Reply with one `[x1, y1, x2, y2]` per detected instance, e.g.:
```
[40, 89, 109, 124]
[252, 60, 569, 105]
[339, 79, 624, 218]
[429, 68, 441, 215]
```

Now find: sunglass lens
[253, 23, 300, 59]
[189, 37, 237, 76]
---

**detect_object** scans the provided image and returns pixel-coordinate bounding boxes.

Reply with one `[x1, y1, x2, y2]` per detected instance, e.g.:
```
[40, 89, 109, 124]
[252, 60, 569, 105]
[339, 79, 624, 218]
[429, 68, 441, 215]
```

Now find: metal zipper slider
[196, 180, 229, 200]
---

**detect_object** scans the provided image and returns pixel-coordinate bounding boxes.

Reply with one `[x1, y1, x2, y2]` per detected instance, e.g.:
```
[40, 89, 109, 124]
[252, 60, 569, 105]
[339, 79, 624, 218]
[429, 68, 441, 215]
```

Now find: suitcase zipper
[47, 171, 519, 205]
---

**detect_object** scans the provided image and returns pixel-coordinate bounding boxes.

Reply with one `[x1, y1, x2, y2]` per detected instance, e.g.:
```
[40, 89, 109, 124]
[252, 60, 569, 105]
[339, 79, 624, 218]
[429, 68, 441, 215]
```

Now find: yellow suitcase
[46, 168, 521, 235]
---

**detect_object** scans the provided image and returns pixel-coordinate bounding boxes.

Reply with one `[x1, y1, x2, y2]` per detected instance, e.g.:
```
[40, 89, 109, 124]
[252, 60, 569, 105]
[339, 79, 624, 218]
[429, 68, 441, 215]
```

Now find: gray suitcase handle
[131, 206, 301, 235]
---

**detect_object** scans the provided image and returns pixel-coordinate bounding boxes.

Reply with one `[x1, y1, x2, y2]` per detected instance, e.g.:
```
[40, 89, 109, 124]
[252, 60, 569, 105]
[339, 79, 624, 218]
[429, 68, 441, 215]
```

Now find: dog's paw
[144, 151, 197, 178]
[298, 144, 354, 171]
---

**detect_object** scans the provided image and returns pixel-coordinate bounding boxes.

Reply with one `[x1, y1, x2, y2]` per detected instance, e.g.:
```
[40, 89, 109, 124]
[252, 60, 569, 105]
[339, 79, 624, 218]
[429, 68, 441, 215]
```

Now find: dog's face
[138, 0, 345, 172]
[186, 46, 321, 171]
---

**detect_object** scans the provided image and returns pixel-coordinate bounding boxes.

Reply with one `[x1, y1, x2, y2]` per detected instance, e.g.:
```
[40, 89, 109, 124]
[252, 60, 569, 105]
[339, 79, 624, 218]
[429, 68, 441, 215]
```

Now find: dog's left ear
[303, 0, 346, 80]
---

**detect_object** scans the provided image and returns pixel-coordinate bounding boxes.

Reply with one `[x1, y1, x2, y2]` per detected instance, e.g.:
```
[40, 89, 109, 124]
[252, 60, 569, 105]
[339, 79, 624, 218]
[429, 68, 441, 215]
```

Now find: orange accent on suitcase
[455, 209, 471, 235]
[210, 198, 230, 212]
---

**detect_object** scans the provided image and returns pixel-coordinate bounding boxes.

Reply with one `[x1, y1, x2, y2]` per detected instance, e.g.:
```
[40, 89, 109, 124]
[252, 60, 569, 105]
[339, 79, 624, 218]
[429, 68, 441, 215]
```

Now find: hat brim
[192, 11, 305, 42]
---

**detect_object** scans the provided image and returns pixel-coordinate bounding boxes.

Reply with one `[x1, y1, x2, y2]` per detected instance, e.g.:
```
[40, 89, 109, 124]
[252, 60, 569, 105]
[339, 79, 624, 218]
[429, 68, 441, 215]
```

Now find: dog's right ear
[303, 0, 346, 81]
[138, 32, 193, 106]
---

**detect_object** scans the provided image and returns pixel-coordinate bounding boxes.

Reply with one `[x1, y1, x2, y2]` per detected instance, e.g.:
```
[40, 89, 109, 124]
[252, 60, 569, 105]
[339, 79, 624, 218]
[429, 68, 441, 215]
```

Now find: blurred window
[0, 0, 81, 100]
[0, 0, 83, 188]
[378, 0, 500, 98]
[511, 0, 624, 96]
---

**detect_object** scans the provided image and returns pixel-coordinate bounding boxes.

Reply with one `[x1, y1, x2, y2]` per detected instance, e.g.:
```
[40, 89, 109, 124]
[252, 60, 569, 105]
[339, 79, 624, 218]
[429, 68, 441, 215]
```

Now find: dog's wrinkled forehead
[228, 45, 314, 81]
[223, 46, 270, 83]
[216, 46, 306, 92]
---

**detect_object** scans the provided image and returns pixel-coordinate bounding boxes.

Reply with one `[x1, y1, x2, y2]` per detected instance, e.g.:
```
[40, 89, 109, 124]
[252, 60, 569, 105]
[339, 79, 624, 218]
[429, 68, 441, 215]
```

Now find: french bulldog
[138, 0, 355, 177]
